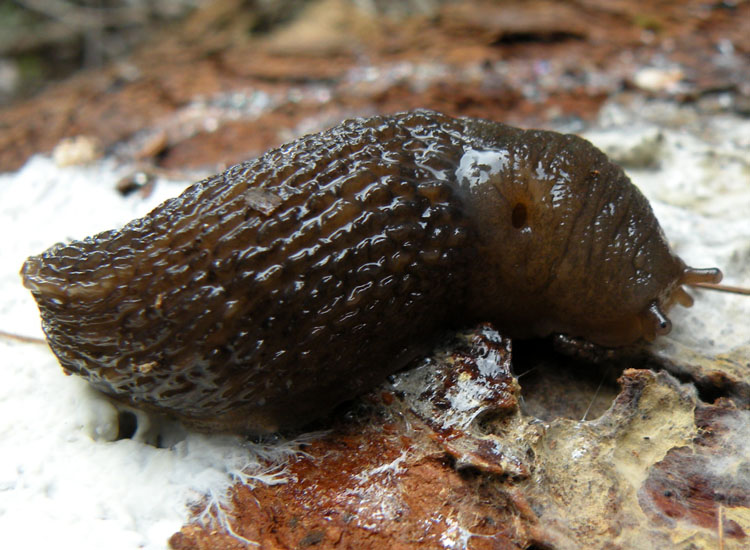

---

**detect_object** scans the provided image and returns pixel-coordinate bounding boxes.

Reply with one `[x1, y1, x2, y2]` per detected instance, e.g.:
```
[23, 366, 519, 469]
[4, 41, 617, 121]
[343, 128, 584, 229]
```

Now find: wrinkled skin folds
[21, 110, 721, 433]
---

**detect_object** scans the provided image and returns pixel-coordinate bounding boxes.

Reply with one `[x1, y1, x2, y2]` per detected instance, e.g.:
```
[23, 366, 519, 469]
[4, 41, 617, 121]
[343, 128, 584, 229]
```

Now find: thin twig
[0, 329, 47, 346]
[515, 367, 537, 380]
[692, 282, 750, 296]
[582, 373, 605, 422]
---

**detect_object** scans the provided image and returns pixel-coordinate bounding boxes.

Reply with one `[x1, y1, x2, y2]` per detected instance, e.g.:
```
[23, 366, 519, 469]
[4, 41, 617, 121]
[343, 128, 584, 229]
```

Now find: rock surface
[171, 327, 750, 550]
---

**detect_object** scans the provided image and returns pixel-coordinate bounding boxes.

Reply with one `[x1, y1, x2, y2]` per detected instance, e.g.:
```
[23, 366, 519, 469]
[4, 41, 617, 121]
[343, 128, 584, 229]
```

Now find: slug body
[22, 110, 720, 433]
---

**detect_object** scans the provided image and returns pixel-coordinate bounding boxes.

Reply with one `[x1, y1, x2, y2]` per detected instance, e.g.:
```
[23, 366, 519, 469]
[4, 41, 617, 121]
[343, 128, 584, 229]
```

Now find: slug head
[458, 126, 721, 346]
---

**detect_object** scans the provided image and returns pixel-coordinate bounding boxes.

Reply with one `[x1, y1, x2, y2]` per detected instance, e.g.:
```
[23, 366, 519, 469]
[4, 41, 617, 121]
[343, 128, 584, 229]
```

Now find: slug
[21, 110, 721, 434]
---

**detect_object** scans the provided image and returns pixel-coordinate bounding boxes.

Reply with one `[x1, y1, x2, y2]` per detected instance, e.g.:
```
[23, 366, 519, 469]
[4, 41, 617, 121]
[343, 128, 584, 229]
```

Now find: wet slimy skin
[21, 110, 721, 433]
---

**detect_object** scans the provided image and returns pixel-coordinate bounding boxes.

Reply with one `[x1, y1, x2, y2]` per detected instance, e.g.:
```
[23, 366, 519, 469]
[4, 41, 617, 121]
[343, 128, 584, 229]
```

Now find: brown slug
[21, 110, 721, 434]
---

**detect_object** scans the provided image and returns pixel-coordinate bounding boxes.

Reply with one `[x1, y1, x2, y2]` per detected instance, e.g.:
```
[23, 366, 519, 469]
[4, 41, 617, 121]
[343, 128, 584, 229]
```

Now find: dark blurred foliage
[0, 0, 450, 105]
[0, 1, 233, 103]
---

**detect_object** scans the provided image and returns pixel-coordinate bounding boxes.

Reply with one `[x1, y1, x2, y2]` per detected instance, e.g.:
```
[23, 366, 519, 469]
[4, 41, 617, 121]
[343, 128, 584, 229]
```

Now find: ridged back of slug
[24, 111, 477, 432]
[24, 109, 690, 429]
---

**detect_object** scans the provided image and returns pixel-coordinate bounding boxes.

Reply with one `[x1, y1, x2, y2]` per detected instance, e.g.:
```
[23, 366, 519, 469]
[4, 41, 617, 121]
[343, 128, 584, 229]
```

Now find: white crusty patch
[0, 156, 310, 550]
[455, 149, 510, 189]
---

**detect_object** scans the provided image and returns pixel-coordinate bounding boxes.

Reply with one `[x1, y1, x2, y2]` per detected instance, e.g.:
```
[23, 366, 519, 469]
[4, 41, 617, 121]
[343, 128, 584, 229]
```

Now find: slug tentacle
[21, 110, 722, 433]
[672, 286, 694, 308]
[639, 301, 673, 342]
[681, 266, 723, 286]
[661, 265, 724, 316]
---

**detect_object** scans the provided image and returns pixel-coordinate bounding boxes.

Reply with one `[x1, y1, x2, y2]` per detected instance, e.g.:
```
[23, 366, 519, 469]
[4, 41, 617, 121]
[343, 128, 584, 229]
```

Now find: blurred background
[1, 0, 748, 173]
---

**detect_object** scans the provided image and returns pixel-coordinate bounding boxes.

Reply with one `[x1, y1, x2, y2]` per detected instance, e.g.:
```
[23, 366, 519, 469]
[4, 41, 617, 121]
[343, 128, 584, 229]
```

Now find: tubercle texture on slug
[22, 111, 485, 432]
[21, 110, 708, 433]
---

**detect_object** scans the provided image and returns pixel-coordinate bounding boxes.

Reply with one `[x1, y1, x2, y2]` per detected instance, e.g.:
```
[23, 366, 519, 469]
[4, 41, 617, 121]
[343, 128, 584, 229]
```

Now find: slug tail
[21, 235, 127, 304]
[21, 255, 63, 297]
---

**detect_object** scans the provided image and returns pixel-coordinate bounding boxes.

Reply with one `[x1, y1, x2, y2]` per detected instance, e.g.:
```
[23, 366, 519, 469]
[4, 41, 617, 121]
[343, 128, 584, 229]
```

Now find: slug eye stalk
[640, 301, 672, 342]
[681, 266, 723, 287]
[639, 266, 724, 342]
[676, 266, 724, 307]
[672, 265, 750, 305]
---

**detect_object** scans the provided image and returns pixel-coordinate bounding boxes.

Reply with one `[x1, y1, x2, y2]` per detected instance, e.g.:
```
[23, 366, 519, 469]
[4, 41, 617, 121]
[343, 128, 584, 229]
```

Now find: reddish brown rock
[170, 328, 750, 550]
